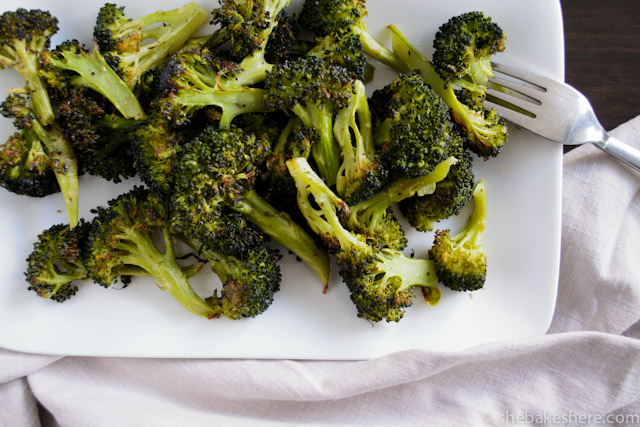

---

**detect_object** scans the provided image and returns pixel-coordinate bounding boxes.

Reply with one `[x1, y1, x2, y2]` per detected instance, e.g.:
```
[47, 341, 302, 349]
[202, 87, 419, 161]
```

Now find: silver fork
[484, 62, 640, 172]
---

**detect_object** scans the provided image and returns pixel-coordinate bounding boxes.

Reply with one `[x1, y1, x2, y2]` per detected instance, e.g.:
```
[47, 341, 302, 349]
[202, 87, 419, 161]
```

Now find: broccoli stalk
[41, 40, 145, 119]
[84, 187, 216, 318]
[388, 25, 507, 159]
[0, 9, 58, 125]
[1, 93, 79, 227]
[94, 2, 210, 89]
[429, 180, 487, 291]
[287, 157, 441, 322]
[334, 79, 386, 205]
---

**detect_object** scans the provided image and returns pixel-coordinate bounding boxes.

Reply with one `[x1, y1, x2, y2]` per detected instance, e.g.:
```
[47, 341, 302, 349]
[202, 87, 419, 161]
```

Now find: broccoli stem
[353, 22, 409, 73]
[231, 189, 331, 290]
[31, 123, 79, 228]
[14, 42, 55, 125]
[292, 102, 340, 186]
[454, 179, 486, 247]
[173, 87, 268, 128]
[117, 226, 216, 319]
[377, 251, 442, 307]
[53, 46, 146, 120]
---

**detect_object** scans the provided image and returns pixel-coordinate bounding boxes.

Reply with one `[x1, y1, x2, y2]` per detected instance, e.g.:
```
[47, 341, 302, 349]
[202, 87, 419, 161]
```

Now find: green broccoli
[333, 79, 387, 205]
[263, 55, 353, 186]
[183, 236, 281, 319]
[0, 92, 79, 228]
[83, 186, 217, 318]
[345, 156, 457, 250]
[400, 138, 475, 232]
[57, 88, 138, 183]
[307, 32, 367, 82]
[94, 2, 209, 89]
[40, 39, 145, 120]
[287, 157, 441, 322]
[157, 0, 292, 127]
[370, 73, 459, 179]
[25, 221, 90, 302]
[429, 180, 487, 291]
[298, 0, 407, 72]
[388, 24, 507, 159]
[432, 11, 506, 86]
[0, 8, 58, 125]
[170, 125, 331, 289]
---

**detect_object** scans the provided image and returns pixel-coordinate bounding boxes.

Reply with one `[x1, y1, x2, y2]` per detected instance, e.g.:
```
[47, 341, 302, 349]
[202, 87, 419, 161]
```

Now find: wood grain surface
[561, 0, 640, 133]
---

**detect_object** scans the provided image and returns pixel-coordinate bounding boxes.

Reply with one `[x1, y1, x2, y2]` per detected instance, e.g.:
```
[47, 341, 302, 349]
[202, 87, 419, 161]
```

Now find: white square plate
[0, 0, 563, 358]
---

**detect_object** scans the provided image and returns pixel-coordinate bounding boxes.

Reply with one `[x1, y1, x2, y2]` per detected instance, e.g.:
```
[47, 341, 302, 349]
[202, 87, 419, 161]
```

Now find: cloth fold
[2, 116, 639, 426]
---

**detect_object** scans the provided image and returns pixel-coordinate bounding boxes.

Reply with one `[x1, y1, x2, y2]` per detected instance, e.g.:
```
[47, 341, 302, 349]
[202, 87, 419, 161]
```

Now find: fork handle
[594, 136, 640, 172]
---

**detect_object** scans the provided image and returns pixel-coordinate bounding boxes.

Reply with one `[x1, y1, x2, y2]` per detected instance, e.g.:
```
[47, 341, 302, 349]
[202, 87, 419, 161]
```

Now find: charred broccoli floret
[0, 92, 79, 227]
[263, 56, 353, 186]
[183, 236, 281, 319]
[400, 138, 475, 231]
[370, 73, 458, 179]
[0, 8, 58, 125]
[94, 2, 209, 89]
[389, 24, 507, 159]
[432, 11, 506, 86]
[345, 156, 457, 250]
[25, 221, 90, 302]
[40, 39, 145, 119]
[157, 0, 291, 127]
[170, 125, 331, 289]
[57, 88, 138, 183]
[265, 10, 308, 64]
[83, 186, 216, 318]
[287, 157, 441, 322]
[307, 32, 367, 82]
[429, 180, 487, 291]
[298, 0, 406, 71]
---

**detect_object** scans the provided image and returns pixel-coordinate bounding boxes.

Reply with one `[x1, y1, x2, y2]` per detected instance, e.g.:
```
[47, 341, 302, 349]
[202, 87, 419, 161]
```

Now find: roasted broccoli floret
[389, 24, 507, 159]
[170, 125, 331, 289]
[287, 157, 441, 322]
[156, 0, 291, 127]
[0, 93, 79, 227]
[57, 88, 138, 183]
[298, 0, 406, 72]
[40, 39, 145, 120]
[432, 11, 506, 86]
[400, 138, 475, 231]
[0, 8, 58, 125]
[307, 32, 367, 82]
[25, 221, 90, 302]
[94, 2, 209, 89]
[183, 236, 281, 319]
[429, 180, 487, 292]
[265, 10, 308, 64]
[263, 56, 353, 186]
[333, 79, 386, 205]
[0, 130, 58, 198]
[370, 73, 458, 179]
[345, 156, 457, 250]
[83, 186, 216, 318]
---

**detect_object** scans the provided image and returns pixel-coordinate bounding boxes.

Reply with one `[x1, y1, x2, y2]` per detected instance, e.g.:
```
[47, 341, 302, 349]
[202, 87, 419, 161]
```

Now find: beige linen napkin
[1, 117, 639, 427]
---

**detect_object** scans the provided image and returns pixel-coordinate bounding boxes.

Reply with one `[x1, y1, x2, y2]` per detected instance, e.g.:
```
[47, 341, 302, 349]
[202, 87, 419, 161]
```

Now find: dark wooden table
[561, 0, 640, 134]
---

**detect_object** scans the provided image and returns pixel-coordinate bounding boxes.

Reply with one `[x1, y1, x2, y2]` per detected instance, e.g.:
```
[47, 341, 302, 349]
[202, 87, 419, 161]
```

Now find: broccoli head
[429, 180, 487, 292]
[170, 125, 331, 288]
[0, 8, 58, 125]
[432, 11, 506, 86]
[287, 157, 441, 322]
[94, 2, 209, 89]
[307, 32, 367, 82]
[263, 55, 354, 186]
[84, 186, 217, 318]
[25, 221, 90, 302]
